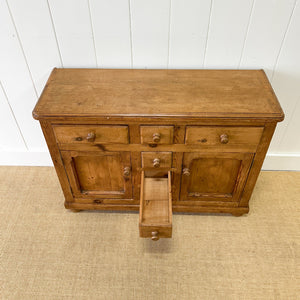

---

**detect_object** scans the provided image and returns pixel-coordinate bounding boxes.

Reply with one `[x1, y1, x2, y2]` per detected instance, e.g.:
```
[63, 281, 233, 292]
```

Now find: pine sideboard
[33, 69, 284, 240]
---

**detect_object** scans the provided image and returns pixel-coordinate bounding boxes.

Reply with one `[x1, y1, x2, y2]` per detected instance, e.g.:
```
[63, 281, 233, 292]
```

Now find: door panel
[61, 151, 132, 200]
[180, 153, 253, 202]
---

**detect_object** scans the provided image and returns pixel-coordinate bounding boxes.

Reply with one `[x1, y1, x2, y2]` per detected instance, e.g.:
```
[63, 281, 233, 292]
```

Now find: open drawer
[139, 171, 172, 241]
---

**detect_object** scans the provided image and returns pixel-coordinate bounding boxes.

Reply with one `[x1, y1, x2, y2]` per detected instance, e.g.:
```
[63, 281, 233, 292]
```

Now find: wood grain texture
[239, 123, 276, 207]
[142, 152, 172, 169]
[61, 150, 133, 200]
[140, 126, 174, 145]
[57, 142, 262, 153]
[53, 125, 129, 144]
[39, 120, 73, 203]
[33, 69, 284, 120]
[185, 126, 263, 148]
[180, 152, 253, 203]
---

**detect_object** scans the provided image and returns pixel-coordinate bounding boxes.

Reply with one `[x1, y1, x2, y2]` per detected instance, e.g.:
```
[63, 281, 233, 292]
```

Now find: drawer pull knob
[152, 133, 161, 143]
[183, 168, 190, 176]
[86, 132, 96, 142]
[153, 158, 161, 168]
[123, 167, 131, 176]
[220, 134, 229, 144]
[151, 231, 159, 241]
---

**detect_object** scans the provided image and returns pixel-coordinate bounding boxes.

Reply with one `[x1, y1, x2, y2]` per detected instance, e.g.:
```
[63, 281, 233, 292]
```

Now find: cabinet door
[61, 151, 132, 199]
[180, 153, 253, 203]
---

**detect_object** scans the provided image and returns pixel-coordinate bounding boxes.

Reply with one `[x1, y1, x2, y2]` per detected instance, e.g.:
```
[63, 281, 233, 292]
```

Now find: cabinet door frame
[180, 152, 254, 203]
[61, 150, 133, 199]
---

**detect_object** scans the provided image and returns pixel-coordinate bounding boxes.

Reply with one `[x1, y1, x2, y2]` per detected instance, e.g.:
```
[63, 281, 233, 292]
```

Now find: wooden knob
[183, 168, 190, 176]
[152, 133, 161, 143]
[220, 134, 229, 144]
[123, 167, 130, 176]
[151, 231, 159, 241]
[86, 132, 96, 142]
[153, 158, 160, 168]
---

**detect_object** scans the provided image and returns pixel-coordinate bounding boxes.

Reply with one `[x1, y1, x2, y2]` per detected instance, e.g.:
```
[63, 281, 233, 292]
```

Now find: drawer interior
[139, 171, 172, 240]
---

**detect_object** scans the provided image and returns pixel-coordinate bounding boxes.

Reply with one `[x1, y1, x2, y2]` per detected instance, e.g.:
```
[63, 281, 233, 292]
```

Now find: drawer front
[140, 126, 174, 144]
[53, 125, 129, 144]
[185, 126, 263, 147]
[142, 152, 172, 169]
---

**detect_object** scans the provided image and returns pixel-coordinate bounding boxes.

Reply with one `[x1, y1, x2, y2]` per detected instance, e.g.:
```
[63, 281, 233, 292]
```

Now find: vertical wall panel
[7, 0, 62, 96]
[130, 0, 170, 68]
[0, 0, 46, 150]
[48, 0, 97, 67]
[0, 84, 26, 150]
[169, 0, 211, 68]
[240, 0, 296, 79]
[89, 0, 132, 68]
[204, 0, 253, 68]
[268, 1, 300, 153]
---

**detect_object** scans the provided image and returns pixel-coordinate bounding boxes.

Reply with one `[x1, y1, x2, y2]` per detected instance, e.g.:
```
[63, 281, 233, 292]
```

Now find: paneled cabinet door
[180, 153, 254, 203]
[61, 151, 132, 199]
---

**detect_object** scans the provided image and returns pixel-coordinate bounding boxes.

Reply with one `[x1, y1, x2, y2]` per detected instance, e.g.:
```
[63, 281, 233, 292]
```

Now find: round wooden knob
[153, 158, 160, 168]
[86, 132, 96, 142]
[220, 134, 229, 144]
[151, 231, 159, 241]
[123, 167, 130, 176]
[183, 168, 190, 176]
[152, 133, 161, 143]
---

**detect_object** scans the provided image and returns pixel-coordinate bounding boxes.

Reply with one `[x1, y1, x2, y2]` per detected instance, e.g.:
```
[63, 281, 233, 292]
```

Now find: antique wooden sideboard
[33, 69, 284, 240]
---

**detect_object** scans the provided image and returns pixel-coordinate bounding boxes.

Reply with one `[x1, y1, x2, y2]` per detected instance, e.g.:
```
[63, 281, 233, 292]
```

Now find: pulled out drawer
[139, 171, 172, 240]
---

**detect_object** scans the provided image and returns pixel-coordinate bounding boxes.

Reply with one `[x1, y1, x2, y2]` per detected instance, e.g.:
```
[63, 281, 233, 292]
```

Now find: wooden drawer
[139, 171, 172, 240]
[53, 125, 129, 144]
[185, 126, 263, 148]
[140, 126, 174, 144]
[142, 152, 172, 169]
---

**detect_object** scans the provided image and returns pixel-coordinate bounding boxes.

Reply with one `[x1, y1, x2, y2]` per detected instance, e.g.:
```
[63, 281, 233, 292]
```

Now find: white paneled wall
[0, 0, 299, 169]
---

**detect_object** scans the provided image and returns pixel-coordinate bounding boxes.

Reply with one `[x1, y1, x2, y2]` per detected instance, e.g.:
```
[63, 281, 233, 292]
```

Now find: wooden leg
[231, 211, 245, 217]
[70, 209, 82, 213]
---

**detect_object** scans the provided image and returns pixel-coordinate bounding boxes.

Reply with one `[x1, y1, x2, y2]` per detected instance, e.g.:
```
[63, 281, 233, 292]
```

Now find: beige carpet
[0, 167, 299, 300]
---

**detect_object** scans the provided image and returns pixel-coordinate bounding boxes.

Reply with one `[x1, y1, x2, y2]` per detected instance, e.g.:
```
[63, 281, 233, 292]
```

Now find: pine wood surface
[33, 68, 284, 120]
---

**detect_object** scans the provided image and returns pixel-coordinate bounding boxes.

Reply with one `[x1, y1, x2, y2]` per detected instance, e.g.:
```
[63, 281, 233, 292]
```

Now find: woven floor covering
[0, 167, 299, 299]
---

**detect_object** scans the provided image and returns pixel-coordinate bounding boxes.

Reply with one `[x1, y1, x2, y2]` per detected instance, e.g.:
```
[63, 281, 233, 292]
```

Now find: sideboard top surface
[33, 68, 284, 121]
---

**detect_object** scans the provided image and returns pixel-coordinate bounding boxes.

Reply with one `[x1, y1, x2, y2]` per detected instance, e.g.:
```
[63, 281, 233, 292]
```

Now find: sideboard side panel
[40, 120, 74, 204]
[239, 122, 277, 207]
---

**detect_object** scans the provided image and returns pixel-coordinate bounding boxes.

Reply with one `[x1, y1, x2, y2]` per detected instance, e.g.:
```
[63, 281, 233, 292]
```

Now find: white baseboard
[0, 150, 299, 171]
[262, 153, 300, 171]
[0, 150, 53, 166]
